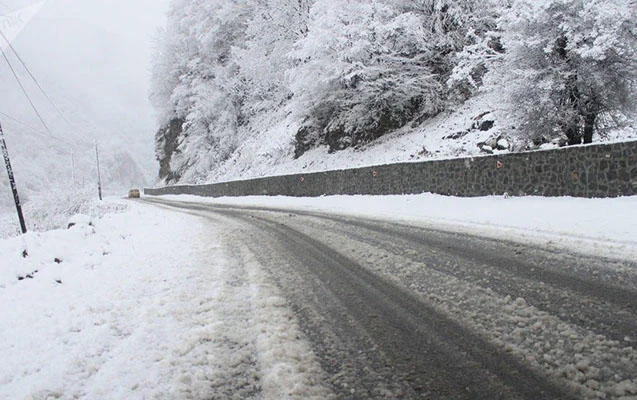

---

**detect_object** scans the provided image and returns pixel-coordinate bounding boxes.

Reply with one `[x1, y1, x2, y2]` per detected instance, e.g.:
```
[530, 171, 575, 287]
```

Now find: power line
[0, 110, 81, 152]
[0, 10, 108, 201]
[0, 29, 74, 127]
[0, 14, 123, 193]
[0, 45, 53, 135]
[0, 31, 118, 147]
[0, 110, 48, 136]
[0, 16, 140, 151]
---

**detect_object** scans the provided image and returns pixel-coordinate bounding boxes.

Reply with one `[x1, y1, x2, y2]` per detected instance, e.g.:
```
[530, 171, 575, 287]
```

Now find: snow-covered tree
[233, 0, 313, 118]
[502, 0, 637, 145]
[290, 0, 444, 156]
[442, 0, 509, 99]
[288, 0, 512, 156]
[151, 0, 250, 183]
[387, 0, 509, 100]
[149, 0, 635, 184]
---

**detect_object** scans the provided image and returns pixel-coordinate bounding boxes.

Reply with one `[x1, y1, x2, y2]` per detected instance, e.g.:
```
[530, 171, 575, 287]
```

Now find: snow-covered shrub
[0, 186, 127, 239]
[446, 27, 505, 101]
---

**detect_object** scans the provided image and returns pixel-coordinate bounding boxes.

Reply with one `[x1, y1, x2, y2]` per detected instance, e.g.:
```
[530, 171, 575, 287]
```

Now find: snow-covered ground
[0, 193, 635, 399]
[0, 199, 331, 399]
[203, 85, 637, 184]
[159, 193, 637, 262]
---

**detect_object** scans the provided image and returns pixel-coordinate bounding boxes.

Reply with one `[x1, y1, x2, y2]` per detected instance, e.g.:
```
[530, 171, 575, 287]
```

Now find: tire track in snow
[214, 209, 578, 399]
[289, 213, 637, 344]
[202, 244, 263, 400]
[143, 198, 637, 399]
[269, 212, 637, 399]
[223, 238, 335, 400]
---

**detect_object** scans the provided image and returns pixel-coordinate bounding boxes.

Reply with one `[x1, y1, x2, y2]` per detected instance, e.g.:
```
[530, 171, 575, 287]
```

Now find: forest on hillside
[150, 0, 636, 184]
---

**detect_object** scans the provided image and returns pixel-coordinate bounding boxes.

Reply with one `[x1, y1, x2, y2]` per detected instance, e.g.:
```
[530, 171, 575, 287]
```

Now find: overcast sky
[0, 0, 173, 180]
[3, 0, 170, 39]
[1, 0, 171, 85]
[41, 0, 169, 43]
[41, 0, 170, 66]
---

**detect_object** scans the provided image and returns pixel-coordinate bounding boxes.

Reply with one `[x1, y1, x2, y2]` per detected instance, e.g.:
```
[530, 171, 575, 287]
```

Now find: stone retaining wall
[145, 140, 637, 198]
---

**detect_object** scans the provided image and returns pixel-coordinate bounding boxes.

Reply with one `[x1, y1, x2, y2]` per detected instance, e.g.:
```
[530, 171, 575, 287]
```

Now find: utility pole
[95, 141, 102, 201]
[0, 121, 27, 234]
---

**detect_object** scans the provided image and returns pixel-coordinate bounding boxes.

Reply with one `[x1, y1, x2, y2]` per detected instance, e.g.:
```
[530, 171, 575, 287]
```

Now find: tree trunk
[566, 126, 581, 145]
[562, 119, 581, 145]
[583, 113, 596, 144]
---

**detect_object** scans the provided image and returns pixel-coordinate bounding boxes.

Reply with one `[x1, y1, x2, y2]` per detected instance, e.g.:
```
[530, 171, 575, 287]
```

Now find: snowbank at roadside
[157, 194, 637, 262]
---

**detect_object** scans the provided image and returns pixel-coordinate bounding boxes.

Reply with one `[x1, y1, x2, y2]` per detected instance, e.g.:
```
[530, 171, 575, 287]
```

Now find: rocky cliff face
[155, 118, 184, 184]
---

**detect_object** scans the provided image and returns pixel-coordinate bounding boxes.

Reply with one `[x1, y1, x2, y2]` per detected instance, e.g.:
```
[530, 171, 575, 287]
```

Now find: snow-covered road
[145, 197, 637, 399]
[1, 195, 636, 399]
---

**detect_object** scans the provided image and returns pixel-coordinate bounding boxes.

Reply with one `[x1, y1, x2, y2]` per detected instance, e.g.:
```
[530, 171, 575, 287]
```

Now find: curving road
[143, 197, 637, 399]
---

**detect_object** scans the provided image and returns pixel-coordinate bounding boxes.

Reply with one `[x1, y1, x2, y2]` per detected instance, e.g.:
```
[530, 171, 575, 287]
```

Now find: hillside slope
[151, 0, 636, 186]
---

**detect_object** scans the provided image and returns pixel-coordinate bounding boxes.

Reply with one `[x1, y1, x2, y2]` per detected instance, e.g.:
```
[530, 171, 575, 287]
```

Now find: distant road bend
[143, 197, 637, 400]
